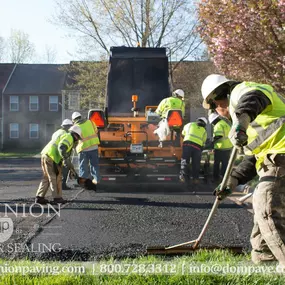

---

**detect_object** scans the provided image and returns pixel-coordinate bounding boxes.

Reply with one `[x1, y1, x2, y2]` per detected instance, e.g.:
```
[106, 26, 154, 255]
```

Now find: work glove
[229, 113, 250, 148]
[69, 168, 78, 180]
[213, 176, 238, 201]
[63, 158, 73, 169]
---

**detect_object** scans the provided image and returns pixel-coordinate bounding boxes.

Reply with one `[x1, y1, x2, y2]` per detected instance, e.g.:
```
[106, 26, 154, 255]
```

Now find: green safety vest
[75, 120, 100, 153]
[155, 97, 185, 118]
[41, 133, 74, 164]
[182, 122, 207, 146]
[59, 133, 74, 156]
[51, 128, 66, 141]
[213, 119, 233, 150]
[230, 82, 285, 170]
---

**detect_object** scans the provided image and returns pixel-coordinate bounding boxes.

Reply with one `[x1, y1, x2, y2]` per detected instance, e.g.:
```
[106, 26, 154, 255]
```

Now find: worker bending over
[51, 119, 73, 190]
[202, 74, 285, 267]
[35, 126, 81, 205]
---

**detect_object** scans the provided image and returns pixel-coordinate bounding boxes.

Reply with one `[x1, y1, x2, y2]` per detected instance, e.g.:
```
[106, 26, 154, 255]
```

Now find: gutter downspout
[1, 64, 17, 150]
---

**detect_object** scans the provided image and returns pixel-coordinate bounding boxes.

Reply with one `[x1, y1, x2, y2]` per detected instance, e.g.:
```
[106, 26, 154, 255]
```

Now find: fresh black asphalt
[0, 158, 253, 261]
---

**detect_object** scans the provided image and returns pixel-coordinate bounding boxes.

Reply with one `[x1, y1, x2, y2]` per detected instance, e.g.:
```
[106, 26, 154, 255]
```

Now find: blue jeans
[78, 149, 100, 182]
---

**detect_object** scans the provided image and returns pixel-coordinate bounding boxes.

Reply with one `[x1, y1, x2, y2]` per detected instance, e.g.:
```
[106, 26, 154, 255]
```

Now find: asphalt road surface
[0, 158, 253, 261]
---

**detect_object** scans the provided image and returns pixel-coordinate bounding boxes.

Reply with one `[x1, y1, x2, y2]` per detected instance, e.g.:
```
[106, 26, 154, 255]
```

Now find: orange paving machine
[88, 46, 184, 183]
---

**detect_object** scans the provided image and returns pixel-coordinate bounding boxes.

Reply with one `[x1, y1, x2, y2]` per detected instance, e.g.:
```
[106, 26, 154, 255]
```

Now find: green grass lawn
[0, 250, 285, 284]
[0, 150, 40, 158]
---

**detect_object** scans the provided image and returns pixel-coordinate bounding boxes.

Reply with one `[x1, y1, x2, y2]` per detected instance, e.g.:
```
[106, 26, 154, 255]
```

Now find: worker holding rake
[201, 74, 285, 267]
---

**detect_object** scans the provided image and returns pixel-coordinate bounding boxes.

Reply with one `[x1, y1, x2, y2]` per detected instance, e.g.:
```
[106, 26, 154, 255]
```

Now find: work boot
[179, 175, 185, 183]
[62, 183, 72, 190]
[52, 198, 68, 205]
[251, 250, 277, 264]
[85, 179, 97, 191]
[35, 196, 49, 205]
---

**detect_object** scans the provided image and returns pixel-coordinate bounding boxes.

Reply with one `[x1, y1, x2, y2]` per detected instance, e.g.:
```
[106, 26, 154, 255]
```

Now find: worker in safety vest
[72, 112, 100, 190]
[208, 111, 233, 184]
[155, 89, 185, 118]
[51, 119, 73, 190]
[201, 74, 285, 267]
[155, 89, 185, 147]
[179, 117, 207, 184]
[35, 125, 81, 205]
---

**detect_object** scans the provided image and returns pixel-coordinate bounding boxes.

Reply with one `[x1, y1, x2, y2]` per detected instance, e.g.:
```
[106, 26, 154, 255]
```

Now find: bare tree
[8, 29, 35, 63]
[52, 0, 203, 63]
[43, 45, 57, 63]
[0, 36, 5, 62]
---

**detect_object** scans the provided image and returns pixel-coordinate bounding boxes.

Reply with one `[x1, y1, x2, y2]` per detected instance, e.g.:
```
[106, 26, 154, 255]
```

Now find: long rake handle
[166, 147, 239, 250]
[192, 147, 239, 249]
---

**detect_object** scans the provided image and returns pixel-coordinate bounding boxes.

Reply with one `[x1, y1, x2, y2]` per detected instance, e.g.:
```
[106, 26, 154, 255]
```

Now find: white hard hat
[201, 74, 233, 109]
[61, 119, 73, 127]
[72, 112, 82, 121]
[173, 89, 184, 98]
[69, 125, 82, 138]
[208, 112, 220, 124]
[197, 117, 208, 125]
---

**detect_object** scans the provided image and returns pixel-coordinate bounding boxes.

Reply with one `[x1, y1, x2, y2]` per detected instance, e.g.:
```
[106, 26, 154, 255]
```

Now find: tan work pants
[251, 154, 285, 265]
[36, 154, 62, 199]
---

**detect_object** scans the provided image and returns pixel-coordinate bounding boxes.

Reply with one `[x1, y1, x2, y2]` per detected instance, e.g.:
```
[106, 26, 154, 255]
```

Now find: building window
[65, 90, 80, 110]
[49, 96, 58, 111]
[10, 123, 19, 138]
[29, 96, 39, 111]
[29, 124, 39, 139]
[10, 96, 19, 111]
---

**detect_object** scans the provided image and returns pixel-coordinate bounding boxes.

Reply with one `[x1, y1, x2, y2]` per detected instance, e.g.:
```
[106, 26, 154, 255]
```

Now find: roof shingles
[4, 64, 67, 95]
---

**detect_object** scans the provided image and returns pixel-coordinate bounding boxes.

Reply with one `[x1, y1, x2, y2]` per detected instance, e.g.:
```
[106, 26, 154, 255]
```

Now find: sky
[0, 0, 78, 63]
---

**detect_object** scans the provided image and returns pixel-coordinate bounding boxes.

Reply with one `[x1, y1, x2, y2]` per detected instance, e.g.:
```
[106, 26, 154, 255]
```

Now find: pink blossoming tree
[198, 0, 285, 94]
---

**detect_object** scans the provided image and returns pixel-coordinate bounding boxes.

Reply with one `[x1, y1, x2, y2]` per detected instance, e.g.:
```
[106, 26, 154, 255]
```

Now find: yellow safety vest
[41, 133, 74, 164]
[230, 82, 285, 170]
[58, 133, 74, 157]
[75, 120, 100, 153]
[213, 119, 233, 150]
[51, 129, 66, 141]
[182, 122, 207, 146]
[155, 97, 185, 118]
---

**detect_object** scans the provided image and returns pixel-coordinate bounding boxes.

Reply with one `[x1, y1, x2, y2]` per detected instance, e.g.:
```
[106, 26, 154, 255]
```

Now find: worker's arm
[212, 122, 223, 143]
[213, 154, 257, 200]
[230, 91, 271, 147]
[155, 99, 166, 117]
[235, 90, 271, 121]
[58, 135, 73, 162]
[58, 142, 74, 170]
[58, 143, 69, 159]
[231, 155, 257, 185]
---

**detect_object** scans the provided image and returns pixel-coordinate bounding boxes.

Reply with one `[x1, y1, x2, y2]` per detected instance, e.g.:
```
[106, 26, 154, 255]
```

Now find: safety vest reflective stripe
[183, 123, 206, 145]
[81, 134, 98, 141]
[214, 119, 232, 150]
[61, 139, 72, 148]
[230, 82, 285, 170]
[80, 121, 98, 141]
[188, 133, 204, 144]
[51, 129, 66, 141]
[246, 116, 285, 151]
[237, 84, 273, 98]
[76, 120, 99, 153]
[215, 130, 224, 136]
